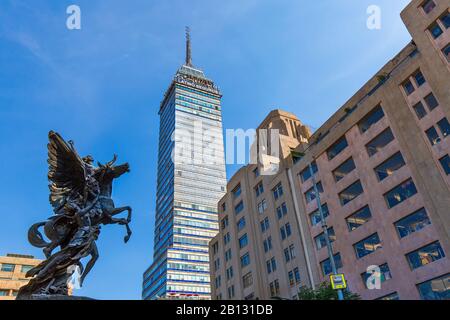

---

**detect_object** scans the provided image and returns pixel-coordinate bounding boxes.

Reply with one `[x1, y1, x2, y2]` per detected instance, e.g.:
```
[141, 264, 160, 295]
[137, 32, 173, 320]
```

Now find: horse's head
[97, 154, 130, 182]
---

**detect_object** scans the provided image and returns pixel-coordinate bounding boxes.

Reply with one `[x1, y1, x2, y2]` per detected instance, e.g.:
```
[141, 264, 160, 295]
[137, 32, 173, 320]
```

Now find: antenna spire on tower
[185, 26, 193, 67]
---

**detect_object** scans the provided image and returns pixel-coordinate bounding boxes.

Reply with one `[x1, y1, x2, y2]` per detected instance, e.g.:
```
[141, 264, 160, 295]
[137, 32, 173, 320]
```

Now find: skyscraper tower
[142, 28, 227, 300]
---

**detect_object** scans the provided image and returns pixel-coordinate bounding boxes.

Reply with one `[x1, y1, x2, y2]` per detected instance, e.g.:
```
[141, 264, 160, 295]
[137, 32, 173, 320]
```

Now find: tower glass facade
[142, 53, 226, 300]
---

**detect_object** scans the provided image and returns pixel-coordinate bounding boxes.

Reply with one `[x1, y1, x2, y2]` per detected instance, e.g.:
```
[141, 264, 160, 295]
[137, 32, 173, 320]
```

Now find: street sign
[330, 274, 347, 290]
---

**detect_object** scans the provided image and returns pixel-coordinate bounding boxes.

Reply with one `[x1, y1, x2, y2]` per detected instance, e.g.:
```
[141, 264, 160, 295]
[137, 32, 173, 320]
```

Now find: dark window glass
[395, 208, 431, 238]
[314, 227, 335, 250]
[243, 272, 253, 288]
[407, 241, 445, 269]
[310, 204, 329, 226]
[439, 155, 450, 174]
[232, 184, 241, 198]
[354, 233, 382, 259]
[0, 263, 15, 272]
[272, 183, 284, 200]
[403, 80, 415, 95]
[255, 182, 264, 197]
[234, 201, 244, 214]
[305, 182, 323, 203]
[429, 22, 443, 39]
[414, 71, 426, 87]
[374, 152, 406, 181]
[417, 273, 450, 300]
[443, 44, 450, 62]
[384, 179, 417, 208]
[376, 292, 400, 300]
[366, 128, 395, 156]
[21, 265, 33, 273]
[339, 180, 364, 206]
[362, 263, 392, 288]
[0, 290, 9, 296]
[239, 234, 248, 249]
[321, 253, 343, 276]
[422, 0, 436, 14]
[358, 105, 385, 133]
[424, 92, 439, 111]
[346, 206, 372, 231]
[413, 101, 427, 119]
[426, 126, 441, 145]
[299, 162, 318, 183]
[237, 217, 246, 232]
[327, 136, 348, 160]
[437, 118, 450, 138]
[333, 158, 356, 182]
[441, 12, 450, 28]
[240, 253, 251, 268]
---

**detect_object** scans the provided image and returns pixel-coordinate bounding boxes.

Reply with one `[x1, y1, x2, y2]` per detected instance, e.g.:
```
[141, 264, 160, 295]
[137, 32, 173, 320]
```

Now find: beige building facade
[0, 253, 42, 300]
[210, 0, 450, 300]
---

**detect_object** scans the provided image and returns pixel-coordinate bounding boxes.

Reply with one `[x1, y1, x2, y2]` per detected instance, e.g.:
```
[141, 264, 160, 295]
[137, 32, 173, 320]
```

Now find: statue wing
[47, 131, 86, 210]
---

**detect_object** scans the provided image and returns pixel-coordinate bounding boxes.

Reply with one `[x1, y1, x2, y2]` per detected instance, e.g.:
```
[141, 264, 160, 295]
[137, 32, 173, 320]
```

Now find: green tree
[297, 282, 360, 300]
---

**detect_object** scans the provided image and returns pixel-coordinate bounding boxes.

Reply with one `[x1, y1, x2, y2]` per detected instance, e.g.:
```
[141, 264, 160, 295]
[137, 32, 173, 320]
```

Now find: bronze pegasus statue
[17, 131, 132, 299]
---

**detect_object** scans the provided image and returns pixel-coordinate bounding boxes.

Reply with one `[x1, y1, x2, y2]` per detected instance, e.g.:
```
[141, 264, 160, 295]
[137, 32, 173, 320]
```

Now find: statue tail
[28, 222, 50, 248]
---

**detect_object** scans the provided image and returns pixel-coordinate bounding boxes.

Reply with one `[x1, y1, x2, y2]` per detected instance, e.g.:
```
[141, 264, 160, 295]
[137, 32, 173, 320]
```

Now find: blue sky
[0, 0, 411, 299]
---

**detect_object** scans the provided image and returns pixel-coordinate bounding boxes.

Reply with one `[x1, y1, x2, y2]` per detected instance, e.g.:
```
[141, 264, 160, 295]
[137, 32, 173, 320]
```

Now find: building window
[443, 43, 450, 62]
[384, 178, 417, 208]
[257, 199, 267, 214]
[221, 216, 229, 230]
[309, 204, 329, 226]
[376, 292, 400, 300]
[224, 232, 231, 245]
[232, 184, 241, 198]
[321, 253, 343, 276]
[358, 105, 385, 133]
[285, 223, 292, 237]
[366, 128, 395, 157]
[299, 162, 318, 183]
[269, 280, 280, 297]
[284, 248, 291, 262]
[374, 152, 406, 181]
[288, 271, 295, 286]
[417, 273, 450, 300]
[243, 272, 253, 288]
[439, 155, 450, 174]
[421, 0, 436, 14]
[413, 101, 427, 119]
[354, 233, 382, 259]
[315, 227, 336, 250]
[327, 136, 348, 160]
[215, 275, 221, 289]
[227, 285, 235, 299]
[260, 217, 270, 233]
[272, 183, 284, 200]
[263, 236, 273, 252]
[362, 263, 392, 288]
[226, 267, 234, 280]
[424, 92, 439, 111]
[403, 79, 415, 95]
[214, 258, 220, 271]
[225, 249, 232, 261]
[441, 12, 450, 28]
[305, 182, 324, 203]
[237, 217, 246, 232]
[333, 157, 356, 182]
[266, 257, 277, 274]
[0, 290, 9, 296]
[234, 201, 244, 214]
[239, 234, 248, 249]
[221, 202, 226, 212]
[339, 180, 364, 206]
[395, 208, 431, 239]
[407, 241, 445, 270]
[294, 267, 301, 283]
[276, 202, 288, 219]
[253, 167, 260, 177]
[437, 118, 450, 138]
[426, 126, 441, 145]
[429, 22, 443, 39]
[413, 70, 426, 87]
[212, 241, 219, 255]
[346, 206, 372, 231]
[0, 263, 14, 272]
[255, 182, 264, 197]
[240, 253, 251, 268]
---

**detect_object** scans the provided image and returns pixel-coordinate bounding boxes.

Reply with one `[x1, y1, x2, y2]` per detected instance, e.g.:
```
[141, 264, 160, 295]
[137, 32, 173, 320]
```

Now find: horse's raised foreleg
[109, 206, 132, 223]
[109, 217, 132, 243]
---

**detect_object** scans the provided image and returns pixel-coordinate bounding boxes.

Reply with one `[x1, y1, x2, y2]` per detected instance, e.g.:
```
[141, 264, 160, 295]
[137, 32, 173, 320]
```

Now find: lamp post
[308, 162, 344, 300]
